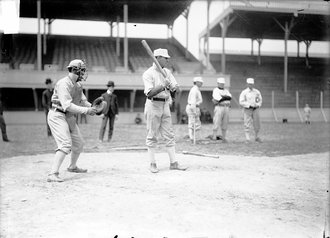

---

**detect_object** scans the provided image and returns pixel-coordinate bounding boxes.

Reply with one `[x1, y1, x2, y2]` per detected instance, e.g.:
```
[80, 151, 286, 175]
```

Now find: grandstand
[0, 0, 329, 123]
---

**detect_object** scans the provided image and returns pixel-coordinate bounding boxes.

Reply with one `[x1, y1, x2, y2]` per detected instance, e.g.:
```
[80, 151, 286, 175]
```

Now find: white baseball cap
[154, 48, 171, 58]
[217, 77, 225, 84]
[193, 76, 203, 83]
[246, 78, 254, 84]
[67, 59, 86, 69]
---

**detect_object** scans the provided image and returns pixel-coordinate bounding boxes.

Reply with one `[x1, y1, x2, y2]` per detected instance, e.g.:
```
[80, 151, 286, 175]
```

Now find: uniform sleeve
[165, 68, 178, 90]
[80, 92, 91, 107]
[143, 71, 154, 96]
[239, 90, 249, 108]
[212, 88, 221, 101]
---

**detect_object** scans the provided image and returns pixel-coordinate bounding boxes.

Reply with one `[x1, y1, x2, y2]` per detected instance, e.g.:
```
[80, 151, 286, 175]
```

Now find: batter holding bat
[47, 59, 101, 182]
[141, 41, 187, 173]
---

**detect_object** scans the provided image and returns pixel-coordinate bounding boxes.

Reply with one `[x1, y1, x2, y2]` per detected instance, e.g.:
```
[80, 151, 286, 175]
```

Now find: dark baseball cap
[45, 78, 52, 84]
[107, 81, 115, 87]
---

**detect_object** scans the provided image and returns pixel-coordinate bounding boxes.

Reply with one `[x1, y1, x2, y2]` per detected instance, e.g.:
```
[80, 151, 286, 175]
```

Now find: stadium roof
[199, 5, 330, 41]
[19, 0, 193, 25]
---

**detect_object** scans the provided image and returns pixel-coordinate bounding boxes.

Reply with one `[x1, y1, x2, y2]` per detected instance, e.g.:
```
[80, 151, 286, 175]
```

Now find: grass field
[0, 122, 329, 159]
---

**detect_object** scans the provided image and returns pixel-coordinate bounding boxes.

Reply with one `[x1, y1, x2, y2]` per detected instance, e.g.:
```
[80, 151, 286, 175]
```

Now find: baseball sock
[167, 146, 176, 164]
[51, 150, 66, 174]
[148, 147, 156, 164]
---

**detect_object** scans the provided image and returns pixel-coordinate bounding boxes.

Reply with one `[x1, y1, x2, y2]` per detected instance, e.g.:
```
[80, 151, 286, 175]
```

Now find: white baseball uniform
[212, 87, 232, 132]
[186, 85, 203, 135]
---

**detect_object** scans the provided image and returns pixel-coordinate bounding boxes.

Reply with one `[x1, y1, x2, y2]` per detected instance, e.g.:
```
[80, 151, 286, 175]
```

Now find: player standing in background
[42, 78, 54, 137]
[185, 76, 203, 143]
[98, 80, 119, 142]
[47, 59, 97, 182]
[239, 77, 262, 143]
[304, 104, 311, 124]
[142, 48, 187, 173]
[211, 77, 232, 143]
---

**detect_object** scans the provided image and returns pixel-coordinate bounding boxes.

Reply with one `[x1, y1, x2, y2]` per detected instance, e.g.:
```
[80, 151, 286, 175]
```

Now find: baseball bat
[141, 40, 167, 78]
[182, 151, 220, 159]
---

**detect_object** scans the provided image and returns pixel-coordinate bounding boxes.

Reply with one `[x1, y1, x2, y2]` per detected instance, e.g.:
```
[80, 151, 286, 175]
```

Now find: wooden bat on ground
[182, 151, 220, 159]
[141, 40, 167, 78]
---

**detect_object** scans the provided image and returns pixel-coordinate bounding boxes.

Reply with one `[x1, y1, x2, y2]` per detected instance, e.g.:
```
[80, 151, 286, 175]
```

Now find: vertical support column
[284, 21, 289, 93]
[32, 88, 38, 111]
[304, 40, 311, 68]
[206, 0, 210, 69]
[43, 19, 47, 55]
[123, 4, 128, 72]
[116, 16, 120, 57]
[251, 39, 254, 56]
[185, 8, 190, 59]
[37, 0, 42, 70]
[297, 40, 300, 58]
[130, 90, 136, 113]
[85, 88, 89, 101]
[256, 38, 262, 66]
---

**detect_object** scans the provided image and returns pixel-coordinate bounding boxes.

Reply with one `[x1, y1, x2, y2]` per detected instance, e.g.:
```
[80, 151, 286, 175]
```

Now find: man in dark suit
[42, 78, 54, 136]
[99, 80, 119, 142]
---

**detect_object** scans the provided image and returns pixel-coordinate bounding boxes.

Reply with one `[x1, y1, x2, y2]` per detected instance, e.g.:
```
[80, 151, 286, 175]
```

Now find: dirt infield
[0, 122, 329, 237]
[0, 151, 329, 238]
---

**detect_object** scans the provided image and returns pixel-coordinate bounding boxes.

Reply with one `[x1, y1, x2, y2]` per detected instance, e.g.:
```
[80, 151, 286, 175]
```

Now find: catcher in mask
[47, 59, 97, 182]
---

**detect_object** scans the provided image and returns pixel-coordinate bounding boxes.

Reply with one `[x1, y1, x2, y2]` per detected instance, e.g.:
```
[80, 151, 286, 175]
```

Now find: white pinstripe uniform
[239, 78, 262, 141]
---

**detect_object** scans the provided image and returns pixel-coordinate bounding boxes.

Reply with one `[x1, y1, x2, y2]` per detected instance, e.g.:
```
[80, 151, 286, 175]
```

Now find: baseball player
[212, 77, 232, 143]
[239, 77, 262, 143]
[304, 104, 311, 124]
[142, 48, 187, 173]
[185, 76, 203, 142]
[47, 59, 97, 182]
[42, 78, 53, 137]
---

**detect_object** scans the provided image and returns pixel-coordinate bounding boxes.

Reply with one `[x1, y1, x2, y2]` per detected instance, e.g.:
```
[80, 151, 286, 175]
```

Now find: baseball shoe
[3, 139, 10, 142]
[47, 172, 64, 182]
[67, 167, 88, 173]
[255, 137, 262, 143]
[170, 162, 188, 171]
[150, 163, 159, 173]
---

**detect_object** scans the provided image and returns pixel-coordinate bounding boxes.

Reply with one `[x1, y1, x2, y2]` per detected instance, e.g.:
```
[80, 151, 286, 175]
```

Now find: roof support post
[130, 89, 136, 113]
[273, 17, 296, 93]
[256, 38, 263, 65]
[219, 15, 236, 74]
[185, 7, 190, 59]
[304, 40, 311, 68]
[206, 0, 211, 70]
[251, 39, 254, 56]
[116, 16, 120, 57]
[297, 40, 300, 58]
[43, 18, 47, 55]
[37, 0, 42, 70]
[123, 4, 128, 72]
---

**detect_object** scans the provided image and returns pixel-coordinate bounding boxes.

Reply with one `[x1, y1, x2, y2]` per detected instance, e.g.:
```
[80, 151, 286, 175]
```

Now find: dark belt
[217, 104, 230, 107]
[189, 104, 199, 107]
[147, 97, 166, 102]
[51, 107, 66, 114]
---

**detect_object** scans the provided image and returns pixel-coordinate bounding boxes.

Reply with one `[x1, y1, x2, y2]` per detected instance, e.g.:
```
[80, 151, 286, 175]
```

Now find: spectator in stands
[47, 59, 97, 182]
[212, 77, 232, 143]
[42, 78, 54, 137]
[239, 77, 262, 143]
[0, 96, 10, 142]
[98, 80, 119, 142]
[142, 48, 187, 173]
[186, 76, 203, 143]
[304, 104, 311, 124]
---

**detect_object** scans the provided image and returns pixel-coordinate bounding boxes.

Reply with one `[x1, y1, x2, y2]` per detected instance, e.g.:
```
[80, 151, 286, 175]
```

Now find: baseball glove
[92, 97, 107, 115]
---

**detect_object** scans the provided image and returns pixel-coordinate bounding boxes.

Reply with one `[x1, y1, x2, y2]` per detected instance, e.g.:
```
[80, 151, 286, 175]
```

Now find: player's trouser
[144, 99, 175, 148]
[99, 115, 116, 141]
[0, 114, 8, 141]
[185, 104, 201, 140]
[48, 109, 84, 154]
[243, 107, 260, 134]
[213, 105, 230, 132]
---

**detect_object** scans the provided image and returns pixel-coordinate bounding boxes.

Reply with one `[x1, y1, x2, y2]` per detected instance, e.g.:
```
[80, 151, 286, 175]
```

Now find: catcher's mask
[67, 59, 88, 81]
